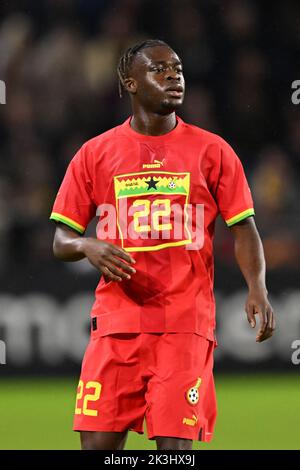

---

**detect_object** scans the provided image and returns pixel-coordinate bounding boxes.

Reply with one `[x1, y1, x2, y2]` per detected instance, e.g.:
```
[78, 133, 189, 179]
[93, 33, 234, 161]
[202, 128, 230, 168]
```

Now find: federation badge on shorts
[186, 377, 202, 405]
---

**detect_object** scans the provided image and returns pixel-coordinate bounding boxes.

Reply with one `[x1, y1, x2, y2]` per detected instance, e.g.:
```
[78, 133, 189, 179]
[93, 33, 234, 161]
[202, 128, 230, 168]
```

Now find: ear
[123, 77, 137, 95]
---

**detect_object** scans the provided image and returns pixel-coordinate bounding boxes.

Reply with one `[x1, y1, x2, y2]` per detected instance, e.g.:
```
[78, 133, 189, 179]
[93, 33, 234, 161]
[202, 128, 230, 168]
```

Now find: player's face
[129, 46, 185, 114]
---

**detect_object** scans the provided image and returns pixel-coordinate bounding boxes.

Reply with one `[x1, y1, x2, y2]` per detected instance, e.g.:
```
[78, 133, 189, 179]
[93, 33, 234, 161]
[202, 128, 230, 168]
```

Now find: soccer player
[50, 39, 275, 450]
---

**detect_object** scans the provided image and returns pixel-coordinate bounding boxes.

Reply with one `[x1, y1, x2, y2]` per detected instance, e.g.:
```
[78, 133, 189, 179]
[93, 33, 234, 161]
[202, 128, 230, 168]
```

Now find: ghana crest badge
[186, 377, 202, 405]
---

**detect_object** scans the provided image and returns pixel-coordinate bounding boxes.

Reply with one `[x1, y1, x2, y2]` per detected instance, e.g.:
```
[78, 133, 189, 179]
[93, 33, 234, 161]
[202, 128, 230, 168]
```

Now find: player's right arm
[53, 223, 136, 282]
[50, 143, 136, 282]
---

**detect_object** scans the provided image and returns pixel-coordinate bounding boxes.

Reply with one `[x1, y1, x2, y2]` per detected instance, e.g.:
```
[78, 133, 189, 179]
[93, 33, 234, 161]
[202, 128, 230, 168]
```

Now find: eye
[150, 66, 165, 73]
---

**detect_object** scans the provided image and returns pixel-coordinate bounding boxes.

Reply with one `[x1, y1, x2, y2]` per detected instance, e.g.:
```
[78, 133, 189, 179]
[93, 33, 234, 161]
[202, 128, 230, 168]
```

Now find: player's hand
[245, 288, 276, 342]
[82, 238, 136, 282]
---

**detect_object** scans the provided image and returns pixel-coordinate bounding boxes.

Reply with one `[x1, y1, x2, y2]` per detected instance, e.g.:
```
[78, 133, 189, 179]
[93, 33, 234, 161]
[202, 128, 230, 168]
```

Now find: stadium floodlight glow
[0, 80, 6, 104]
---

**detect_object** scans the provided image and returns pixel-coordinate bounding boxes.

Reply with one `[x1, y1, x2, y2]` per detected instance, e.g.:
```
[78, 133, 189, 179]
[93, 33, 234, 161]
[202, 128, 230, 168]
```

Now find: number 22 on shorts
[75, 380, 102, 416]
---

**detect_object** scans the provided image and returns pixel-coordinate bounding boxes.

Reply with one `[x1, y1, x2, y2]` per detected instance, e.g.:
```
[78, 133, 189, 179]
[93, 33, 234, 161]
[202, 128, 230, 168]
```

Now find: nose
[166, 70, 181, 81]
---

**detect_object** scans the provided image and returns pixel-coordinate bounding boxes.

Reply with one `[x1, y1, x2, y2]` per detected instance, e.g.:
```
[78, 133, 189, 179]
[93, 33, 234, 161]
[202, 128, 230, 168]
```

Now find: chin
[160, 98, 183, 114]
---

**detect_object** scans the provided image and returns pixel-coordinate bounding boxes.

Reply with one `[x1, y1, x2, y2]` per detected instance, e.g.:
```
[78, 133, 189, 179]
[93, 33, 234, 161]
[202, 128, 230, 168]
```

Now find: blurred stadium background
[0, 0, 299, 450]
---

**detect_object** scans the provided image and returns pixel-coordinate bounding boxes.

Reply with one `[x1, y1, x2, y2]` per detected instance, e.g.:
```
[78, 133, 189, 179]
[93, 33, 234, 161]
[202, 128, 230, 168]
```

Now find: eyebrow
[150, 59, 183, 66]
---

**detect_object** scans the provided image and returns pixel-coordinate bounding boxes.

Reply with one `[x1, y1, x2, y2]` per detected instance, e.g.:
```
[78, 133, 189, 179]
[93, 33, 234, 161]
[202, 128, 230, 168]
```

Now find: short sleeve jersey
[50, 117, 254, 341]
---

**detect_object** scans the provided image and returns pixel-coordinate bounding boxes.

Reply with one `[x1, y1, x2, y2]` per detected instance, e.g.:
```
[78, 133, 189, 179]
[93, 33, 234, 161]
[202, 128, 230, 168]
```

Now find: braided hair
[117, 39, 171, 98]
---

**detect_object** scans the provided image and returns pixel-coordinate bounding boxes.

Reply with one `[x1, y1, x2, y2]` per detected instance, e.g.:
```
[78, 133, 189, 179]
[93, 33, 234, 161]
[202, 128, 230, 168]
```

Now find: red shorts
[73, 332, 217, 442]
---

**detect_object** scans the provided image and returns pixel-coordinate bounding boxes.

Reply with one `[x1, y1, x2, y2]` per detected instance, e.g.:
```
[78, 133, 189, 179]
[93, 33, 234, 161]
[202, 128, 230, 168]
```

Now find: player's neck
[130, 110, 177, 136]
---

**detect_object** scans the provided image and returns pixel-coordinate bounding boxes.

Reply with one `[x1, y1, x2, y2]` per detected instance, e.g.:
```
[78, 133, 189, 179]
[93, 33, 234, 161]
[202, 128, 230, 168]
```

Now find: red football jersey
[50, 117, 254, 341]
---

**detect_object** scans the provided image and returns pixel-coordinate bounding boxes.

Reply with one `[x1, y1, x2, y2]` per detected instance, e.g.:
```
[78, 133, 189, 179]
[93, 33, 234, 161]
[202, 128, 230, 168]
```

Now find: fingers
[256, 306, 275, 343]
[85, 240, 137, 282]
[245, 303, 256, 328]
[265, 307, 275, 340]
[101, 266, 122, 282]
[111, 247, 136, 265]
[245, 297, 276, 343]
[102, 261, 133, 281]
[96, 243, 136, 282]
[271, 309, 276, 330]
[111, 256, 136, 275]
[255, 308, 268, 342]
[101, 248, 136, 281]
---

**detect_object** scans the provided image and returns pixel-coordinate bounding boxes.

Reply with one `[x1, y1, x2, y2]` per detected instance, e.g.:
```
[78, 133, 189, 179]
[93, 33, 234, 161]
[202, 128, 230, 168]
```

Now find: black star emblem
[145, 176, 159, 190]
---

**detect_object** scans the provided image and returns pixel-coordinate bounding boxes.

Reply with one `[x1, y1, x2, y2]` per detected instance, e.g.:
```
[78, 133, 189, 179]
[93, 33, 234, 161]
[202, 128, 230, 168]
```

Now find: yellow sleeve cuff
[226, 208, 255, 226]
[49, 212, 85, 234]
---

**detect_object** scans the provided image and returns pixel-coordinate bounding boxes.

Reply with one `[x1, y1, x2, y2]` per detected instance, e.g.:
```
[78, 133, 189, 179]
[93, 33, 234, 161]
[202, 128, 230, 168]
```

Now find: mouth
[165, 86, 184, 98]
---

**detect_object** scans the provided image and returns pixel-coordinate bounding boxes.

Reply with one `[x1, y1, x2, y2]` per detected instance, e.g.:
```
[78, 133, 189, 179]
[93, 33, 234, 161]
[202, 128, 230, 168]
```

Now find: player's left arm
[229, 216, 276, 342]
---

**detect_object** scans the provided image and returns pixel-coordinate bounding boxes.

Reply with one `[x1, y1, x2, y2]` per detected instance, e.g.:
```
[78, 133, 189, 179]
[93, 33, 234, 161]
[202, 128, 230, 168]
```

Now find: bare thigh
[156, 436, 193, 450]
[80, 431, 128, 450]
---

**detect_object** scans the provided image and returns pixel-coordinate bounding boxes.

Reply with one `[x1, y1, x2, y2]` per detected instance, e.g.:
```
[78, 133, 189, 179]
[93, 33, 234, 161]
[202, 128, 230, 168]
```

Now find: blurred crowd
[0, 0, 299, 295]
